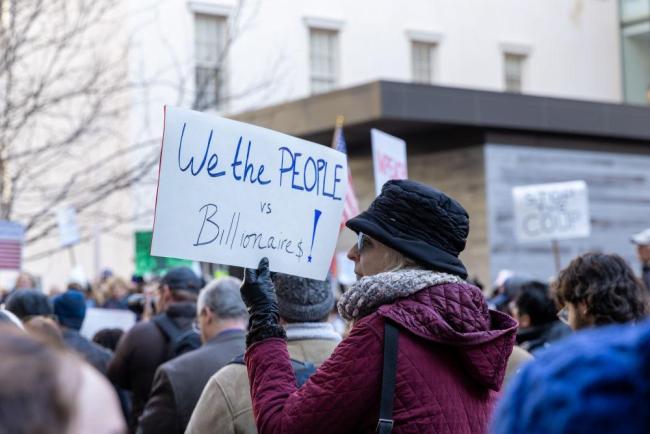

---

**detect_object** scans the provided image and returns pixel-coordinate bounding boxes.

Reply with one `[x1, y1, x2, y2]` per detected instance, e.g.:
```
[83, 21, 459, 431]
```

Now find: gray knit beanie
[272, 273, 334, 322]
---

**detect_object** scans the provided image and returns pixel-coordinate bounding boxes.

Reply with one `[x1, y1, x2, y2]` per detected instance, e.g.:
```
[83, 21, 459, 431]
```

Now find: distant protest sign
[371, 129, 407, 196]
[512, 180, 590, 242]
[57, 207, 80, 247]
[135, 230, 192, 276]
[151, 107, 347, 280]
[80, 308, 136, 340]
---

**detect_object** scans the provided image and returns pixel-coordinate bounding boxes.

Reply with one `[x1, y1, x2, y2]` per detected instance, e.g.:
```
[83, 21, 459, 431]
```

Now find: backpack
[152, 313, 201, 360]
[230, 354, 317, 388]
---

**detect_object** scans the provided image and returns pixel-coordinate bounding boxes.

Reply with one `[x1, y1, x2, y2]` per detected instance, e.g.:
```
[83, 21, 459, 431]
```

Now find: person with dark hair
[186, 273, 340, 434]
[4, 289, 52, 321]
[488, 274, 534, 315]
[491, 319, 650, 434]
[510, 281, 571, 352]
[238, 180, 516, 434]
[138, 277, 248, 434]
[553, 252, 648, 330]
[93, 328, 125, 352]
[53, 289, 113, 374]
[0, 327, 125, 434]
[107, 266, 202, 433]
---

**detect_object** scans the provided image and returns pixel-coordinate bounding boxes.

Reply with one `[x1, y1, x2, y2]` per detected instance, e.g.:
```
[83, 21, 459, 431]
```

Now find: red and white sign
[371, 129, 408, 196]
[0, 221, 24, 270]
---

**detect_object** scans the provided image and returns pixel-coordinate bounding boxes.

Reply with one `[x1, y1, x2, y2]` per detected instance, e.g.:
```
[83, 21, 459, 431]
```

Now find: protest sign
[371, 129, 408, 196]
[151, 107, 347, 280]
[135, 230, 193, 276]
[80, 308, 136, 340]
[57, 207, 80, 247]
[0, 221, 24, 270]
[512, 180, 590, 243]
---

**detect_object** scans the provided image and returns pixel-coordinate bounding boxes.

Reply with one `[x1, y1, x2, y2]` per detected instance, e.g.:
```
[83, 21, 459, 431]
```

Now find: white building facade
[22, 0, 633, 288]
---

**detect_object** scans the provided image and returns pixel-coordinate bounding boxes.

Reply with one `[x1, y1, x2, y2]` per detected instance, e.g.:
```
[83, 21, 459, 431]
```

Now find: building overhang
[231, 80, 650, 147]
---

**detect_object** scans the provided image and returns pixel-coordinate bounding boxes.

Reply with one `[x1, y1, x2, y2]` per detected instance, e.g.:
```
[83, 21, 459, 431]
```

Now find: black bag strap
[152, 314, 181, 342]
[377, 320, 399, 434]
[229, 354, 317, 388]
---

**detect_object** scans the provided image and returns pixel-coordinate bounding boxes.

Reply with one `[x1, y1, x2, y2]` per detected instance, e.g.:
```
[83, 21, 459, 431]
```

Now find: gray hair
[197, 276, 248, 320]
[381, 244, 421, 272]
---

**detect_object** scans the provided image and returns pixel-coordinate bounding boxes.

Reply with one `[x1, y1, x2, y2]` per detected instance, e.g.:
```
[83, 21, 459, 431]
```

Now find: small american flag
[0, 221, 24, 270]
[331, 116, 360, 224]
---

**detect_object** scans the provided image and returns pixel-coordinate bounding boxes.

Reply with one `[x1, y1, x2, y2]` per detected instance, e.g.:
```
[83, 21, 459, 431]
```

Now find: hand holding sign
[151, 107, 347, 280]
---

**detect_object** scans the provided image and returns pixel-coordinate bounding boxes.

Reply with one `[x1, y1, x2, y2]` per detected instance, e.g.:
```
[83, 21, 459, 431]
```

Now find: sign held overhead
[371, 129, 408, 196]
[512, 180, 591, 243]
[151, 107, 347, 280]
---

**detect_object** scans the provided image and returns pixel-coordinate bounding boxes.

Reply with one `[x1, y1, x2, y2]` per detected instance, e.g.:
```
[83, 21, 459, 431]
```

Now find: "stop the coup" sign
[512, 180, 591, 243]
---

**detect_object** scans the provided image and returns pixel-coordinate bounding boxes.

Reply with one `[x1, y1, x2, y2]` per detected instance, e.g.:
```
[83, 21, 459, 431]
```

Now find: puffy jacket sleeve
[246, 316, 383, 434]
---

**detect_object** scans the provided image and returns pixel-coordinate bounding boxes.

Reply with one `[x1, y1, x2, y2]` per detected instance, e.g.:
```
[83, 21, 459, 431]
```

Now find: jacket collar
[166, 301, 197, 318]
[285, 322, 341, 342]
[204, 328, 246, 346]
[337, 268, 463, 321]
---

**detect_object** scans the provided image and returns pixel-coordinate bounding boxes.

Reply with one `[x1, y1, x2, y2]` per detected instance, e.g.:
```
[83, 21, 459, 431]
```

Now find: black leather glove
[241, 257, 286, 347]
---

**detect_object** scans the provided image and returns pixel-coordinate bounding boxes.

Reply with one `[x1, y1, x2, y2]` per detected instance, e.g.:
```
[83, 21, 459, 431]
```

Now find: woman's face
[347, 233, 397, 278]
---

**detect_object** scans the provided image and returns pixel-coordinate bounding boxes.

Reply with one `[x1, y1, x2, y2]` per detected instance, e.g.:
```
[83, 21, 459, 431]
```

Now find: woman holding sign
[240, 180, 517, 434]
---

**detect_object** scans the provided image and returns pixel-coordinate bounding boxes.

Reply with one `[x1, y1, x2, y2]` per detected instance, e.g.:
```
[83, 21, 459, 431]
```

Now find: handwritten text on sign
[151, 107, 347, 280]
[371, 129, 407, 196]
[512, 180, 591, 243]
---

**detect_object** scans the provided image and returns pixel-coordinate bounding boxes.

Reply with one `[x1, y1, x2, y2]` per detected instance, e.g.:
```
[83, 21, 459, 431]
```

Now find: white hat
[631, 228, 650, 245]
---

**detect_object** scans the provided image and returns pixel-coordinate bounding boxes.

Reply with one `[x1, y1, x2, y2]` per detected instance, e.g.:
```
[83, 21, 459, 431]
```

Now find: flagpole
[331, 115, 345, 148]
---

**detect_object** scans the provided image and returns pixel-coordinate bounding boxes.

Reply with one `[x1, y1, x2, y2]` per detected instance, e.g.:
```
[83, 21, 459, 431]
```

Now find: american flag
[331, 116, 360, 224]
[0, 221, 24, 270]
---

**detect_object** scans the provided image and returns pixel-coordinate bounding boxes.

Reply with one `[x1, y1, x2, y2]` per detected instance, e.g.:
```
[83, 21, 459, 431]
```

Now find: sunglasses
[557, 306, 569, 325]
[357, 232, 369, 252]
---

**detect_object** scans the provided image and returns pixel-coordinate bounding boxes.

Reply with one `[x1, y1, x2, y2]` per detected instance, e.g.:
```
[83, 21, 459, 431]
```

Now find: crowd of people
[1, 179, 649, 434]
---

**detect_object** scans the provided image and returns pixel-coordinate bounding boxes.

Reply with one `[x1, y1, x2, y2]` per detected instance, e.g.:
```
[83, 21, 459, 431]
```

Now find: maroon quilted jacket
[246, 281, 517, 434]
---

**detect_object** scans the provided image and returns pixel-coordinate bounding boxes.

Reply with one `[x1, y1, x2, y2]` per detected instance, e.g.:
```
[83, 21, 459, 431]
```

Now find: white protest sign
[371, 129, 408, 196]
[80, 308, 136, 340]
[151, 107, 347, 280]
[57, 207, 80, 247]
[512, 180, 591, 242]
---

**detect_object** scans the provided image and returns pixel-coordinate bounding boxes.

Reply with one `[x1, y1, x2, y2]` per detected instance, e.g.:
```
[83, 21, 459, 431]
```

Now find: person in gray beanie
[186, 273, 340, 434]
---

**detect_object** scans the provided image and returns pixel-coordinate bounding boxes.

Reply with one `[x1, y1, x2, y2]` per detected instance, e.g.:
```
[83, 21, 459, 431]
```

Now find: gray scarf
[337, 268, 464, 321]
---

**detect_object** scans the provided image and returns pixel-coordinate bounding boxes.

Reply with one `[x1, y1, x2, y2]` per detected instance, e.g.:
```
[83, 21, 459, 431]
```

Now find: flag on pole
[331, 116, 360, 225]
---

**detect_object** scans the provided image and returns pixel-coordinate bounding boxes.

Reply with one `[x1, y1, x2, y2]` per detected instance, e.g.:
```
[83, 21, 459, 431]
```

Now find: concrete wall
[485, 142, 650, 283]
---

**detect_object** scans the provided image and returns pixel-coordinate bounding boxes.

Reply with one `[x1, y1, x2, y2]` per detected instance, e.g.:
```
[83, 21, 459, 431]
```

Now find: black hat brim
[346, 211, 468, 279]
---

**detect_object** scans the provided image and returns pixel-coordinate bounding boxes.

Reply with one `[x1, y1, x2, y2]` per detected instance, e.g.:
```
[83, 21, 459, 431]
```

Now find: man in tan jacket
[186, 273, 341, 434]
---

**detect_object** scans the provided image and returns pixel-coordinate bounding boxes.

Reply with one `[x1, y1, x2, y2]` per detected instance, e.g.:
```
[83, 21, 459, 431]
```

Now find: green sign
[135, 231, 192, 276]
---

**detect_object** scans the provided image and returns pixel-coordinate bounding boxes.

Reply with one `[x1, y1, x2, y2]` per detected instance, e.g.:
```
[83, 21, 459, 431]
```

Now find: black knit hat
[346, 180, 469, 278]
[271, 273, 334, 322]
[5, 289, 53, 320]
[161, 267, 202, 293]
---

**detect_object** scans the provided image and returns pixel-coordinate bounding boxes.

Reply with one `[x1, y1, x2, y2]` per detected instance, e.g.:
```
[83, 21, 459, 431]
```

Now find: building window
[309, 28, 339, 94]
[411, 41, 436, 84]
[194, 13, 227, 111]
[620, 0, 650, 105]
[504, 53, 526, 93]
